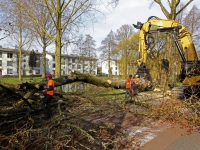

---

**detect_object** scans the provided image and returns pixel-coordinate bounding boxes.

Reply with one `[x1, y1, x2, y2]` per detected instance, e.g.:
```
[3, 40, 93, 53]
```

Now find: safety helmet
[45, 73, 52, 79]
[135, 75, 139, 78]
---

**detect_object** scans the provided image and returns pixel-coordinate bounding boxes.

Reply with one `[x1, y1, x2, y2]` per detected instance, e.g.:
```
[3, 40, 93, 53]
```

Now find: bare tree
[82, 34, 97, 74]
[0, 23, 13, 41]
[115, 24, 136, 77]
[149, 0, 193, 19]
[0, 2, 14, 36]
[28, 1, 54, 78]
[0, 1, 34, 80]
[99, 30, 116, 77]
[182, 5, 200, 50]
[7, 0, 110, 79]
[176, 2, 188, 23]
[71, 34, 97, 74]
[110, 0, 194, 20]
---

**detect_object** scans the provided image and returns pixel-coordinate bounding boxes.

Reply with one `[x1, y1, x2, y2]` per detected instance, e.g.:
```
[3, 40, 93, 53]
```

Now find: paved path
[141, 124, 200, 150]
[165, 128, 200, 150]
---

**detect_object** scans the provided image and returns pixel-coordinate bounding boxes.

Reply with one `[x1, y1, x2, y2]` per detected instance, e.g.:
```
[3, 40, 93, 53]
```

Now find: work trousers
[125, 88, 132, 98]
[41, 94, 53, 118]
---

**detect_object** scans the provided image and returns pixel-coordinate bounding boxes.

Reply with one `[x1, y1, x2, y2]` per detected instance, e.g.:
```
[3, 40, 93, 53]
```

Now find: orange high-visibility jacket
[126, 78, 134, 89]
[46, 79, 55, 96]
[135, 78, 140, 84]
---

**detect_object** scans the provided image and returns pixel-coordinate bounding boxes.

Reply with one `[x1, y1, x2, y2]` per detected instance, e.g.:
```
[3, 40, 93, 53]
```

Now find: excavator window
[184, 61, 200, 77]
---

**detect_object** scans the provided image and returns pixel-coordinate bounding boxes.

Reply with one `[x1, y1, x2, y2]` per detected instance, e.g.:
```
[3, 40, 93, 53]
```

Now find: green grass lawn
[0, 76, 44, 84]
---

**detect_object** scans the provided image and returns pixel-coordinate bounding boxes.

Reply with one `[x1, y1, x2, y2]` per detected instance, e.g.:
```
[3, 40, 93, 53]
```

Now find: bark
[0, 84, 34, 109]
[15, 70, 126, 90]
[0, 71, 125, 112]
[0, 70, 155, 133]
[0, 71, 153, 111]
[0, 71, 126, 111]
[154, 0, 194, 19]
[2, 70, 153, 100]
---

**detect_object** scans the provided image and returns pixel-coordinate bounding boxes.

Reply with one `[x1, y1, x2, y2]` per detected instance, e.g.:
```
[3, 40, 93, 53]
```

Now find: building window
[78, 65, 81, 69]
[72, 59, 75, 63]
[7, 53, 13, 58]
[0, 60, 2, 66]
[53, 57, 55, 61]
[0, 52, 2, 58]
[36, 55, 40, 61]
[35, 62, 40, 67]
[72, 64, 75, 69]
[61, 60, 65, 65]
[115, 67, 117, 70]
[35, 69, 40, 74]
[53, 63, 55, 68]
[7, 61, 13, 66]
[7, 69, 13, 74]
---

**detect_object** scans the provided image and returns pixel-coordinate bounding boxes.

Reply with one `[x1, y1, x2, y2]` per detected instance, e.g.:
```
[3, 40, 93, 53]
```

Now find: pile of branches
[0, 71, 132, 149]
[1, 71, 200, 149]
[0, 84, 137, 150]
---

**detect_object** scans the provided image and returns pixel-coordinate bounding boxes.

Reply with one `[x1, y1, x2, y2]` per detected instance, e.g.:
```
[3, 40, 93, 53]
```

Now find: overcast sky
[87, 0, 200, 48]
[0, 0, 199, 52]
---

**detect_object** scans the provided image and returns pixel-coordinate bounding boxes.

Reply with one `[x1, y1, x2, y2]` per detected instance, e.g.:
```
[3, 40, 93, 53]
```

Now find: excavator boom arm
[134, 17, 198, 66]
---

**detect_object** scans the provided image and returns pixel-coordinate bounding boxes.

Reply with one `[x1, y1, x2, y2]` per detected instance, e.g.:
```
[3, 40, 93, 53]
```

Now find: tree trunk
[42, 44, 46, 78]
[15, 70, 126, 90]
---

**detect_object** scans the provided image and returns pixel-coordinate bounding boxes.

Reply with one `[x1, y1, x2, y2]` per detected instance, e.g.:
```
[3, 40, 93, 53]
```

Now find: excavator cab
[176, 60, 200, 99]
[179, 61, 200, 84]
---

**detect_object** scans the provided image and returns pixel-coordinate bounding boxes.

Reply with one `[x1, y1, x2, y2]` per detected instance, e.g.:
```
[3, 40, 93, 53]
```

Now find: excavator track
[172, 85, 200, 100]
[171, 86, 188, 99]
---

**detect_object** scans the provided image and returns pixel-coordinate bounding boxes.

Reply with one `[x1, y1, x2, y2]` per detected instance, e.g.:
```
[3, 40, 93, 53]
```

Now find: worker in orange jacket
[134, 75, 140, 95]
[125, 74, 134, 98]
[41, 73, 55, 119]
[135, 75, 140, 84]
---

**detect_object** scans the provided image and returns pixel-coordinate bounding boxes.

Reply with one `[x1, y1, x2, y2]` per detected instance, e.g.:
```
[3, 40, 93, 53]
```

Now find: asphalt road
[165, 128, 200, 150]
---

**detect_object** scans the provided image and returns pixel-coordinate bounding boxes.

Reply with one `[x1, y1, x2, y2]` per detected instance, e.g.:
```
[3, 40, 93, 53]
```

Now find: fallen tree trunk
[1, 71, 154, 110]
[16, 71, 126, 90]
[0, 84, 34, 109]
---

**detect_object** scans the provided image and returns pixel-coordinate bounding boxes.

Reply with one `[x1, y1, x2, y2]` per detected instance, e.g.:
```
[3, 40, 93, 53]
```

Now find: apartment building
[46, 53, 98, 75]
[0, 47, 19, 76]
[101, 60, 119, 76]
[0, 47, 98, 76]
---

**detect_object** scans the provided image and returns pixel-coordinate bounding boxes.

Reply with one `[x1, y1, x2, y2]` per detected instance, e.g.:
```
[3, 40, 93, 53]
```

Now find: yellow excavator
[133, 16, 200, 99]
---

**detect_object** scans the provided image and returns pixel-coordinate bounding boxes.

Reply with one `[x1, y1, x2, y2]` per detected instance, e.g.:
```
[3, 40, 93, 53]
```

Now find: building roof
[47, 52, 98, 60]
[0, 47, 42, 55]
[0, 46, 98, 60]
